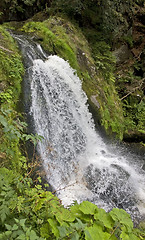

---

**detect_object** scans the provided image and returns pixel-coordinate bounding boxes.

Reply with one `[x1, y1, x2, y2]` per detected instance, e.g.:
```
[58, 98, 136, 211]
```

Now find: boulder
[113, 45, 132, 64]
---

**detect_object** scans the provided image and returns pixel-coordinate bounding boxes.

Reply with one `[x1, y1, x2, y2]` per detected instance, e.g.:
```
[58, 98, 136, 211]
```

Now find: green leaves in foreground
[0, 169, 144, 239]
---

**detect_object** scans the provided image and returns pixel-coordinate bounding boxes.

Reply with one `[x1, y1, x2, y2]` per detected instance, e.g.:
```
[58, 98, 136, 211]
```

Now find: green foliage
[0, 218, 44, 240]
[0, 26, 25, 170]
[92, 41, 116, 76]
[51, 0, 84, 16]
[116, 71, 145, 136]
[123, 98, 145, 134]
[0, 168, 144, 240]
[0, 28, 24, 100]
[1, 0, 45, 16]
[21, 21, 79, 71]
[90, 41, 124, 139]
[0, 107, 44, 171]
[122, 35, 134, 48]
[135, 0, 145, 7]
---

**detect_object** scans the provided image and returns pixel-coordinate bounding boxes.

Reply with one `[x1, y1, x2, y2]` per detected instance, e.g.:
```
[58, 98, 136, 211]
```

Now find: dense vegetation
[0, 0, 145, 239]
[0, 168, 145, 239]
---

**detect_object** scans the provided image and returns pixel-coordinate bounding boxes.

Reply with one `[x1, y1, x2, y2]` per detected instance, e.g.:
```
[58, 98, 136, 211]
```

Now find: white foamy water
[29, 55, 145, 219]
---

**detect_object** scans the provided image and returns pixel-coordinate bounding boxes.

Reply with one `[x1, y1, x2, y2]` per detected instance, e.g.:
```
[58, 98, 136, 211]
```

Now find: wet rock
[90, 95, 100, 109]
[77, 48, 95, 76]
[110, 164, 130, 180]
[113, 45, 132, 64]
[142, 164, 145, 171]
[84, 164, 101, 190]
[123, 131, 145, 143]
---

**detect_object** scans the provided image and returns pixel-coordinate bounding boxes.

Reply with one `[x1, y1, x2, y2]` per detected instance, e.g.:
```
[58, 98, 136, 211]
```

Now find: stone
[142, 164, 145, 171]
[90, 95, 100, 109]
[113, 45, 132, 64]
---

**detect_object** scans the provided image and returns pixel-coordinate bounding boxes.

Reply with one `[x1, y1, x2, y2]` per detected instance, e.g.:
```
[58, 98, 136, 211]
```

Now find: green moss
[0, 26, 25, 171]
[82, 41, 125, 139]
[21, 21, 79, 71]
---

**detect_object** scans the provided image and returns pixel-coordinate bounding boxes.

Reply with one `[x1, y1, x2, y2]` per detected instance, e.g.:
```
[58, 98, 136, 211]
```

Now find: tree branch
[120, 78, 145, 101]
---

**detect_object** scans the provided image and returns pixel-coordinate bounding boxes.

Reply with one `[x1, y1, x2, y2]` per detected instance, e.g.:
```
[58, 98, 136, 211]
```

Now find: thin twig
[0, 45, 14, 53]
[109, 223, 120, 239]
[52, 181, 77, 194]
[120, 78, 145, 101]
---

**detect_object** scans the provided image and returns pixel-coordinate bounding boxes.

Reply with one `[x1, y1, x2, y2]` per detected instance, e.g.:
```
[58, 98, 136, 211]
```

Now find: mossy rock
[19, 15, 125, 139]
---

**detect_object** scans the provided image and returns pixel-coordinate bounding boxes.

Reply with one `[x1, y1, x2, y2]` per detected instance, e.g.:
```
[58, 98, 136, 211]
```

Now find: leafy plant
[0, 167, 144, 240]
[0, 218, 43, 240]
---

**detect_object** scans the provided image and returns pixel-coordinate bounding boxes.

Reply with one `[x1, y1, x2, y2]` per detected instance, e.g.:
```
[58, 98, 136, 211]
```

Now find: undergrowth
[116, 69, 145, 138]
[0, 26, 25, 171]
[0, 167, 144, 240]
[89, 41, 125, 139]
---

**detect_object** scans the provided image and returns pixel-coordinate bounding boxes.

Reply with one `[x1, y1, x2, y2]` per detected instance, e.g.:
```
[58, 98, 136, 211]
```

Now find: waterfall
[13, 34, 145, 220]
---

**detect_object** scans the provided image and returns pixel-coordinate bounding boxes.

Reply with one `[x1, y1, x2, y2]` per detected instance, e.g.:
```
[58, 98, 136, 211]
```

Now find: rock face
[113, 45, 132, 64]
[90, 95, 100, 109]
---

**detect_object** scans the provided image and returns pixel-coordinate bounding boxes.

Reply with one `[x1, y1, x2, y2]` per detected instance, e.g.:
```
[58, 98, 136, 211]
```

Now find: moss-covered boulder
[20, 15, 124, 139]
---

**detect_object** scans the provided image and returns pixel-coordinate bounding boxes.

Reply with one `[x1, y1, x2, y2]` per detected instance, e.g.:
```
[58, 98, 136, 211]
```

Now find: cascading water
[13, 34, 145, 221]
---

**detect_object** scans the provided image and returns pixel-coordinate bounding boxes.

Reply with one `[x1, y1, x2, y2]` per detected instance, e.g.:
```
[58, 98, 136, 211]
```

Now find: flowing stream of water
[13, 33, 145, 221]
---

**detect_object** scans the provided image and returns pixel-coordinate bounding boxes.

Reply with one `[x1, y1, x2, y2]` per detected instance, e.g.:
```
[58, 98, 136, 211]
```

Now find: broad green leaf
[14, 218, 20, 224]
[79, 201, 98, 215]
[70, 204, 83, 217]
[12, 224, 19, 231]
[58, 226, 68, 238]
[94, 208, 114, 229]
[120, 232, 130, 240]
[70, 218, 87, 231]
[120, 231, 140, 240]
[15, 230, 24, 236]
[0, 115, 7, 127]
[16, 234, 26, 240]
[29, 230, 39, 240]
[40, 223, 50, 238]
[0, 234, 4, 240]
[5, 224, 12, 231]
[0, 205, 10, 222]
[70, 204, 92, 222]
[128, 233, 140, 240]
[19, 219, 27, 228]
[71, 232, 80, 240]
[5, 230, 12, 236]
[85, 225, 111, 240]
[48, 218, 59, 237]
[109, 208, 133, 232]
[55, 208, 75, 223]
